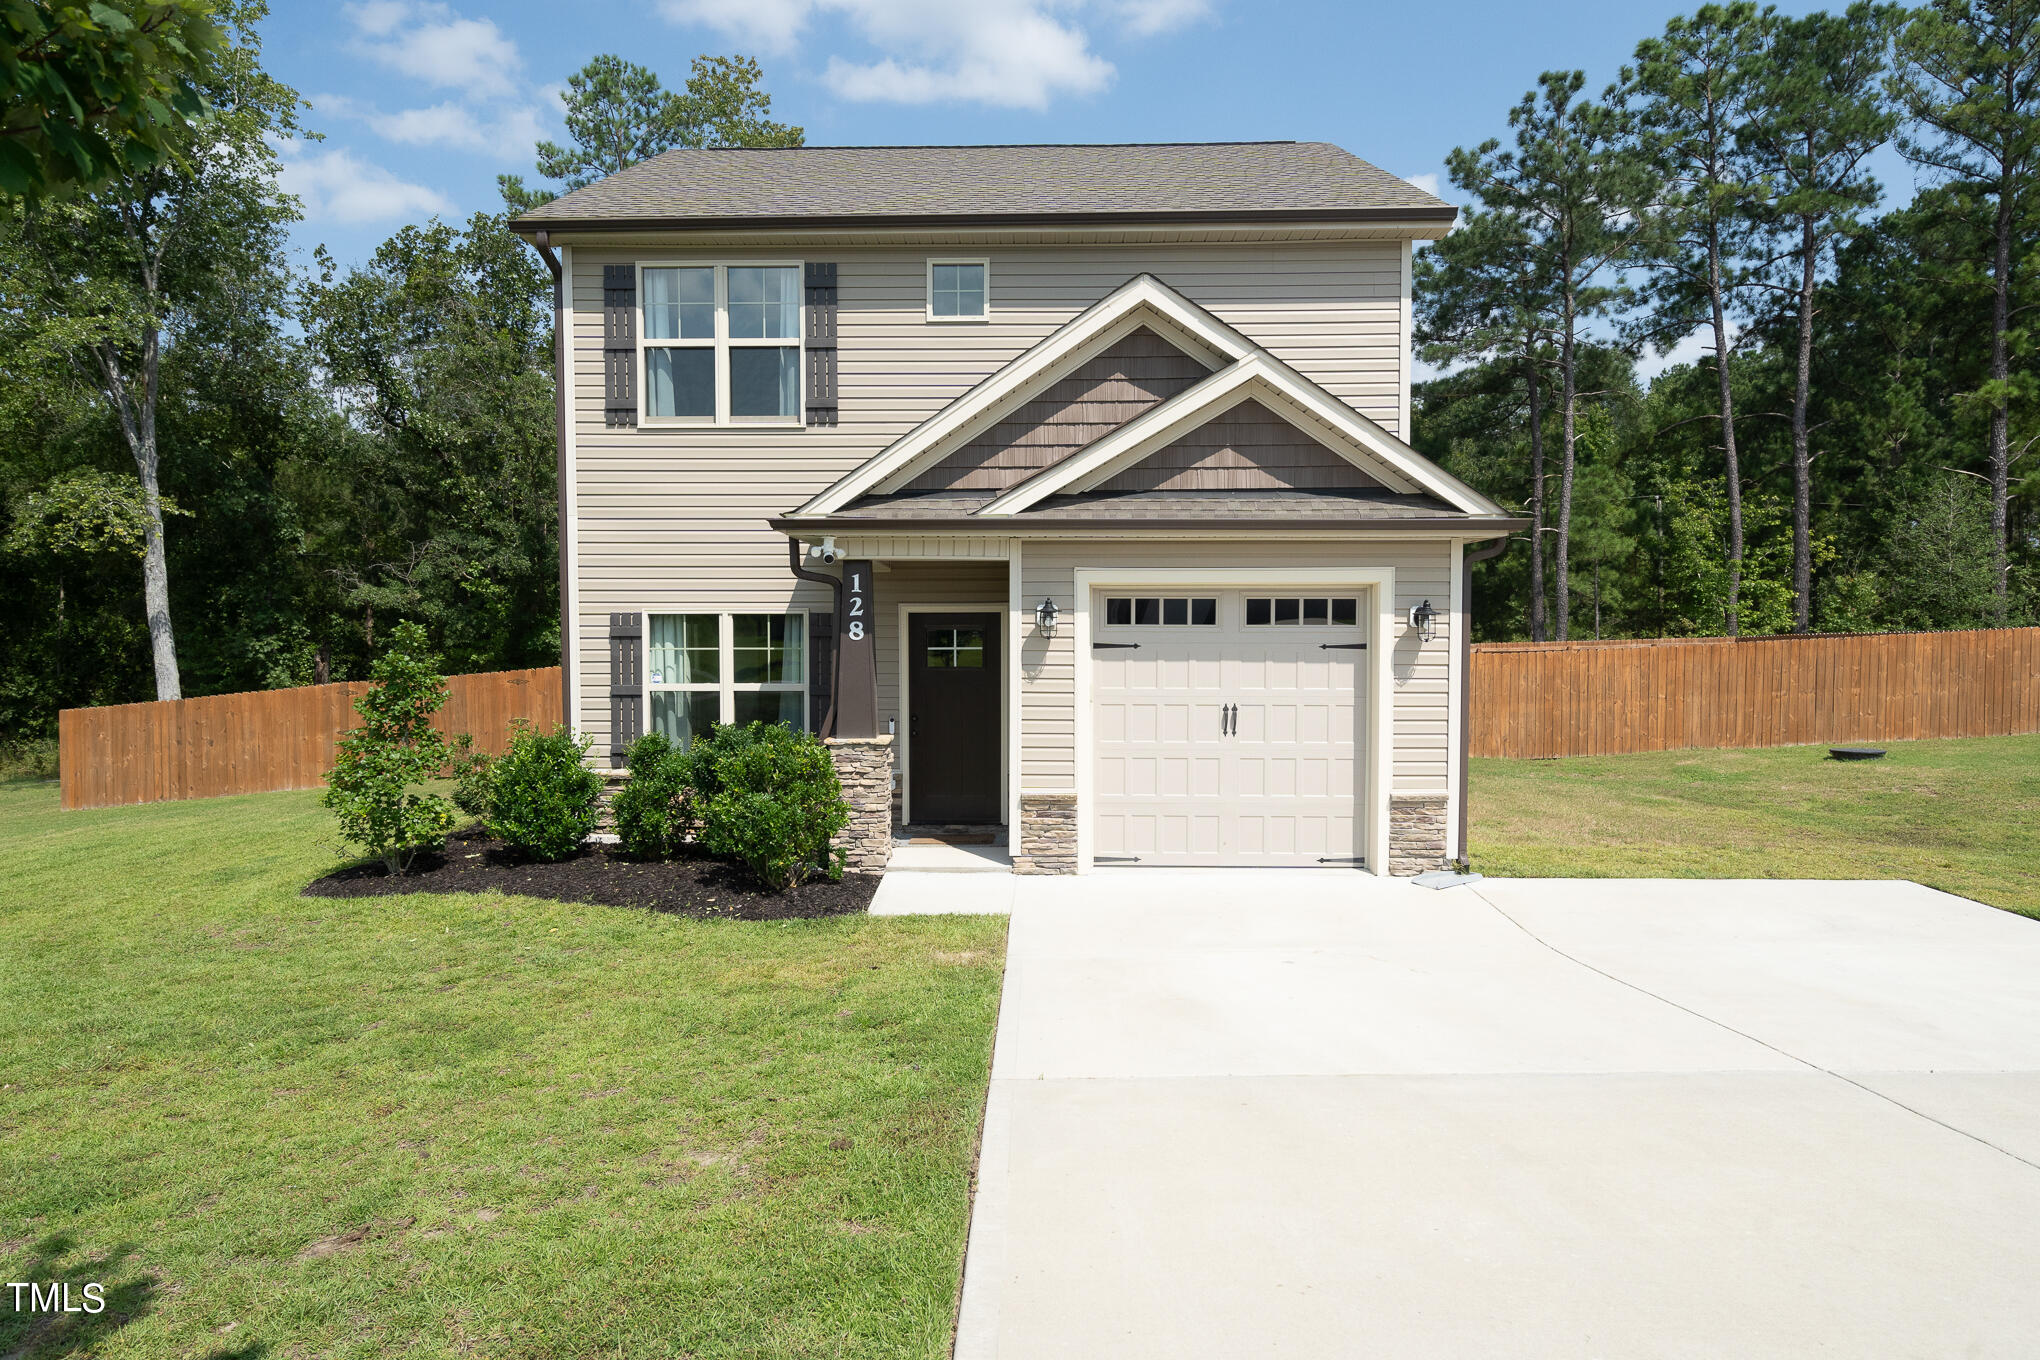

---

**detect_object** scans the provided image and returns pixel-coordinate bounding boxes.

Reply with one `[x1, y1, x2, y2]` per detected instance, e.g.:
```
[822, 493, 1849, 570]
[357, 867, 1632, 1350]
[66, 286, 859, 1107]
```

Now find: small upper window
[928, 259, 988, 321]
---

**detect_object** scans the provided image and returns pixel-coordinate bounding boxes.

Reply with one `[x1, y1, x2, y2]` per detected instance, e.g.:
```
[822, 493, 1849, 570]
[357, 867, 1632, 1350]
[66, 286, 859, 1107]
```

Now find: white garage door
[1091, 588, 1368, 867]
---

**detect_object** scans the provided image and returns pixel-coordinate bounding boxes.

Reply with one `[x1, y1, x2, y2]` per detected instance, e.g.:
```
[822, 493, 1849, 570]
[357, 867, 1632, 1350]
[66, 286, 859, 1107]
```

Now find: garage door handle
[1222, 703, 1235, 736]
[1320, 642, 1368, 650]
[1092, 641, 1140, 650]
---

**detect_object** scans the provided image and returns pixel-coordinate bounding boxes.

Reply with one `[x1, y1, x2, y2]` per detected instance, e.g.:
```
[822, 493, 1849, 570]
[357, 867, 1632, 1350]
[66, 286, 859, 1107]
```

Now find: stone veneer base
[827, 736, 896, 875]
[1387, 793, 1450, 876]
[1013, 792, 1078, 875]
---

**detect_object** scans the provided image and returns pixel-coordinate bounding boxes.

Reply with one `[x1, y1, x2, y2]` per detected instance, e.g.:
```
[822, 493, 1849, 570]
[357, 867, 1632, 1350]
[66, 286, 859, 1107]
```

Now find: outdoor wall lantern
[1035, 597, 1060, 635]
[1408, 599, 1438, 642]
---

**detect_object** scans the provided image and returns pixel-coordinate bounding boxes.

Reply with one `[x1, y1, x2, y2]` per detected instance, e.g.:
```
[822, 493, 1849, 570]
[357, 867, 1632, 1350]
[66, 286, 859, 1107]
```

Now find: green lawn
[1470, 734, 2040, 918]
[0, 779, 1008, 1360]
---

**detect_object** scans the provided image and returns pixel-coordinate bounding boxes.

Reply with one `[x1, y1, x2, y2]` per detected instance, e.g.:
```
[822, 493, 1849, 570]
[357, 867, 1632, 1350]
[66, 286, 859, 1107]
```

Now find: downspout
[788, 538, 842, 737]
[1458, 537, 1508, 872]
[532, 229, 571, 730]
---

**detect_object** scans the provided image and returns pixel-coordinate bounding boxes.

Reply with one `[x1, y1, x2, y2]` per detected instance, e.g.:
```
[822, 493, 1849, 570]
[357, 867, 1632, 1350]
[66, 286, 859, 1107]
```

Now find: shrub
[611, 731, 694, 859]
[447, 732, 497, 819]
[487, 723, 603, 861]
[323, 621, 457, 874]
[692, 722, 849, 890]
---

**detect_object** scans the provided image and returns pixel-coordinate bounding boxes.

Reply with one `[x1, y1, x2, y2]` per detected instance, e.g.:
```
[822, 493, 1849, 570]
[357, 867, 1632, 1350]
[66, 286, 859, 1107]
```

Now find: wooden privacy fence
[59, 667, 562, 810]
[1471, 627, 2040, 758]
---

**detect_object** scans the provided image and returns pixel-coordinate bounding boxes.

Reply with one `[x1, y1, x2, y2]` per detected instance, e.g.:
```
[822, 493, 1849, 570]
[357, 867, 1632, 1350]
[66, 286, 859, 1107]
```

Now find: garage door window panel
[1104, 596, 1219, 627]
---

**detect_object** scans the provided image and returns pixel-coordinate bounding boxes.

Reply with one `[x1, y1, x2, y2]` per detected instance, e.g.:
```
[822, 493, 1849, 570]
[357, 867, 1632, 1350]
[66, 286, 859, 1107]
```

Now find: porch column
[834, 558, 879, 738]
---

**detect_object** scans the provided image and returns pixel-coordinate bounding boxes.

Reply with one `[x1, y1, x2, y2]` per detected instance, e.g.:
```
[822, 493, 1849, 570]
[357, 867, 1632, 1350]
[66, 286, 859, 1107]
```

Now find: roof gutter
[786, 539, 841, 738]
[508, 205, 1458, 237]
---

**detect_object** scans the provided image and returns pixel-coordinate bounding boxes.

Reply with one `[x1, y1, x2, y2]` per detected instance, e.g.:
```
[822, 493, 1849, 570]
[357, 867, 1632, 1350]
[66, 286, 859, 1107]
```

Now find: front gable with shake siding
[511, 142, 1526, 876]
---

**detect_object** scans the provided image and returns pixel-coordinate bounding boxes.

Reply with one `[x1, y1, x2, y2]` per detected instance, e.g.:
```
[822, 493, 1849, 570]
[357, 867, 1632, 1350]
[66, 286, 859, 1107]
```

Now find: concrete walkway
[953, 873, 2040, 1358]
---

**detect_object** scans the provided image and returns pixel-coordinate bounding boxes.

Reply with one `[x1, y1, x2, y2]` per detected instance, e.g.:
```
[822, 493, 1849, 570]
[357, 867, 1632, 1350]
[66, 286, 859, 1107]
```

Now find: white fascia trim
[794, 275, 1253, 514]
[1445, 537, 1464, 861]
[1398, 239, 1415, 441]
[1071, 566, 1395, 877]
[1007, 542, 1024, 837]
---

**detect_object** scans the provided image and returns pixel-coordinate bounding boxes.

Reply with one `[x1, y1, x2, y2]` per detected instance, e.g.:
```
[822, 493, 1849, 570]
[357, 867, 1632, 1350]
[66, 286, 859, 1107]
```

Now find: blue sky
[262, 0, 1908, 363]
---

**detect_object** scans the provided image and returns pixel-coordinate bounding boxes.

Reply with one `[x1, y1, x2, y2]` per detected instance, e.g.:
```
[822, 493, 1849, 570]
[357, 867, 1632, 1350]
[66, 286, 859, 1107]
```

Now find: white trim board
[561, 243, 582, 739]
[1445, 537, 1464, 861]
[1070, 566, 1395, 877]
[1007, 543, 1024, 836]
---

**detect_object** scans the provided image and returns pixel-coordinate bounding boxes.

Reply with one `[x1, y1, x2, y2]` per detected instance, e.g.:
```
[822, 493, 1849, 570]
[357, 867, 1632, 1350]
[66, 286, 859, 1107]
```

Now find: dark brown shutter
[804, 262, 838, 427]
[807, 611, 835, 735]
[608, 611, 642, 768]
[602, 264, 637, 429]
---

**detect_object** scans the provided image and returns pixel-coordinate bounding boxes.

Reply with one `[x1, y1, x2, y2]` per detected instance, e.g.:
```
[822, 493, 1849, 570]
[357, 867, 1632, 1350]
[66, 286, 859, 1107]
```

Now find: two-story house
[510, 142, 1523, 877]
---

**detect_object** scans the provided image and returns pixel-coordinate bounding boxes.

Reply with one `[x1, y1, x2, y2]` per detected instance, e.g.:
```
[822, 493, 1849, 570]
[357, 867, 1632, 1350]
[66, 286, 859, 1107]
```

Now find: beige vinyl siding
[1017, 539, 1455, 794]
[568, 239, 1407, 746]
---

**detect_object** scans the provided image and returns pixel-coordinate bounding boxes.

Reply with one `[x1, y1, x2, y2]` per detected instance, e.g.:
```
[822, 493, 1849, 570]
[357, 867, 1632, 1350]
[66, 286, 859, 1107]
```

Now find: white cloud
[1405, 172, 1442, 199]
[314, 93, 549, 160]
[659, 0, 815, 55]
[662, 0, 1212, 109]
[821, 4, 1114, 109]
[1111, 0, 1211, 35]
[343, 0, 522, 100]
[276, 144, 454, 225]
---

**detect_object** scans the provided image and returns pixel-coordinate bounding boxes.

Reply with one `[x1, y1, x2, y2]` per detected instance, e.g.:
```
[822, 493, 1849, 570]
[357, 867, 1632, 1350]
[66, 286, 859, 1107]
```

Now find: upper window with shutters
[639, 262, 800, 426]
[603, 261, 838, 430]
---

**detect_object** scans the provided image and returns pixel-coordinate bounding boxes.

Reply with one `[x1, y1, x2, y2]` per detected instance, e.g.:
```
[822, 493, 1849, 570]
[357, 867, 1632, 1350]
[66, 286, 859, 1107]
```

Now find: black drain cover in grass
[1829, 747, 1887, 760]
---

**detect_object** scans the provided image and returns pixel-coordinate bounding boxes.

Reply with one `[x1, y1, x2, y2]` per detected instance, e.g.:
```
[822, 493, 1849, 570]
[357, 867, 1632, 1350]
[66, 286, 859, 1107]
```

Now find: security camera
[809, 536, 839, 566]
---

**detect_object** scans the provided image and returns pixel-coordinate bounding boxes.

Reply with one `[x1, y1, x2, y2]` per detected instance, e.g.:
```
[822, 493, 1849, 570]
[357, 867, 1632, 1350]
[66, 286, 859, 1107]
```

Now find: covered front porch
[797, 539, 1037, 870]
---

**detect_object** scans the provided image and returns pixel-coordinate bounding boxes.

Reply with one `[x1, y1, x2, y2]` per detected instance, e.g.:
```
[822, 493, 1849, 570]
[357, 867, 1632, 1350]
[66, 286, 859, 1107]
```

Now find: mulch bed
[302, 827, 879, 920]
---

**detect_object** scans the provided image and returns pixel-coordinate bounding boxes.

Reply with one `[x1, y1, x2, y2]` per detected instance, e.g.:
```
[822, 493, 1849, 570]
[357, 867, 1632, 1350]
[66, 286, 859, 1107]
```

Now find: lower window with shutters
[644, 611, 810, 749]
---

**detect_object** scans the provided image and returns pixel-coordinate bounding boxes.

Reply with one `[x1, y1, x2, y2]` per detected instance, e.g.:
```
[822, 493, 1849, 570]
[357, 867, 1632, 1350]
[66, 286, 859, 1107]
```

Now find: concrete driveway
[951, 873, 2040, 1358]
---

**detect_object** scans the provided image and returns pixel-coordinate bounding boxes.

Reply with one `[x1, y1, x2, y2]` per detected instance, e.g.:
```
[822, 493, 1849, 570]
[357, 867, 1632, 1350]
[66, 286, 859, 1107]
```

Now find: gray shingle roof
[511, 142, 1451, 231]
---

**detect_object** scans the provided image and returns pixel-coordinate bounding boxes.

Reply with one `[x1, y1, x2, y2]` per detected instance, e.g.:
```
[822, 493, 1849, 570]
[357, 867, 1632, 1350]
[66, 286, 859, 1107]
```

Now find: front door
[908, 612, 1002, 823]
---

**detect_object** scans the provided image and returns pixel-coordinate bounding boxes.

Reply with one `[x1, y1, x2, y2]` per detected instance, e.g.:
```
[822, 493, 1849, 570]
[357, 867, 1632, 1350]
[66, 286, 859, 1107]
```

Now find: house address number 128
[846, 570, 865, 640]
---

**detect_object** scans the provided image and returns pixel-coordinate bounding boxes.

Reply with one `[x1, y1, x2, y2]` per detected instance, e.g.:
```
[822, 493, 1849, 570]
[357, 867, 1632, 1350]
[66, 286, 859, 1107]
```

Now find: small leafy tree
[322, 620, 455, 873]
[611, 730, 693, 859]
[0, 0, 222, 199]
[487, 723, 602, 861]
[691, 723, 848, 890]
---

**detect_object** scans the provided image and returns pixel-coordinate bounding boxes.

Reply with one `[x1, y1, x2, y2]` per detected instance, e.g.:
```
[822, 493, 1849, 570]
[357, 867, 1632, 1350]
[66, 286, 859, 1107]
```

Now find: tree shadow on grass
[0, 1232, 169, 1360]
